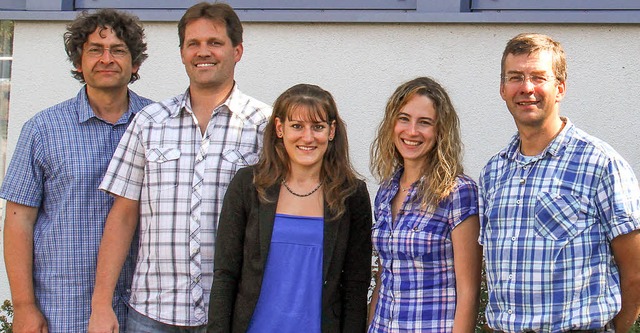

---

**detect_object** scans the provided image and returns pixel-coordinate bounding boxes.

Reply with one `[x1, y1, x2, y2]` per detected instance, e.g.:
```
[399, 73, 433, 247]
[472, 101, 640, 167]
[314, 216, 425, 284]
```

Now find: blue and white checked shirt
[479, 118, 640, 332]
[0, 87, 152, 333]
[100, 84, 271, 326]
[369, 170, 478, 332]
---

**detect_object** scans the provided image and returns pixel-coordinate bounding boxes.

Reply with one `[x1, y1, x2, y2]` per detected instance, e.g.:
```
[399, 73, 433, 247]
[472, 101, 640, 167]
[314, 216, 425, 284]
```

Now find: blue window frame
[74, 0, 417, 10]
[1, 0, 639, 23]
[471, 0, 640, 11]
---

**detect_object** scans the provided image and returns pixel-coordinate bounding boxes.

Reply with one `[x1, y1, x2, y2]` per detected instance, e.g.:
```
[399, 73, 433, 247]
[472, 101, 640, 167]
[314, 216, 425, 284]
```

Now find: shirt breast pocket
[534, 191, 593, 241]
[222, 149, 259, 167]
[400, 228, 447, 268]
[145, 147, 180, 193]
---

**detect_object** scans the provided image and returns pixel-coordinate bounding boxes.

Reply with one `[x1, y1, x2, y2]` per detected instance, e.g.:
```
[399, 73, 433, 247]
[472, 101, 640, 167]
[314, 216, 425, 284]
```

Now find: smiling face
[275, 106, 336, 172]
[393, 94, 438, 171]
[180, 18, 243, 92]
[500, 50, 565, 130]
[78, 26, 137, 92]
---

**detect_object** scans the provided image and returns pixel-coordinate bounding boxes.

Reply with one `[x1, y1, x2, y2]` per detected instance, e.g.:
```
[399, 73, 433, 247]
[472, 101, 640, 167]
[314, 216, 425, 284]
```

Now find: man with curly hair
[0, 9, 152, 333]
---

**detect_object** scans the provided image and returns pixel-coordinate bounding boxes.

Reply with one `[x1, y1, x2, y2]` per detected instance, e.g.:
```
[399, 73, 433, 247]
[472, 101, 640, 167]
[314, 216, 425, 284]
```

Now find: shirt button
[508, 274, 513, 279]
[516, 200, 521, 205]
[519, 178, 525, 184]
[507, 309, 513, 314]
[511, 236, 516, 241]
[523, 165, 528, 170]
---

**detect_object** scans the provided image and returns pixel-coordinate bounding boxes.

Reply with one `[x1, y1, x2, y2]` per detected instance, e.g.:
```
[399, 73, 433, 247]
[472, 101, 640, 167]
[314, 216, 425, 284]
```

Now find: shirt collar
[501, 116, 574, 163]
[174, 82, 250, 121]
[76, 85, 138, 125]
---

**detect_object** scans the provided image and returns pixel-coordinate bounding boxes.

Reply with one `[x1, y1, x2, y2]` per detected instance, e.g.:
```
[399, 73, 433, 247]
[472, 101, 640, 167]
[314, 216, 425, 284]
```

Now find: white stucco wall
[1, 21, 639, 306]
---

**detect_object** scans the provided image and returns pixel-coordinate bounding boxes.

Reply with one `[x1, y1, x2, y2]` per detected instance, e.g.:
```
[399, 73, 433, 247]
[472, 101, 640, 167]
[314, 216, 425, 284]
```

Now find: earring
[277, 132, 283, 138]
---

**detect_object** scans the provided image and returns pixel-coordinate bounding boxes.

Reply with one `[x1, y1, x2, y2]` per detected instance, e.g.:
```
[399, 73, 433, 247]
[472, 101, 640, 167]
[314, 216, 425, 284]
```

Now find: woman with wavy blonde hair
[209, 84, 372, 333]
[368, 77, 481, 332]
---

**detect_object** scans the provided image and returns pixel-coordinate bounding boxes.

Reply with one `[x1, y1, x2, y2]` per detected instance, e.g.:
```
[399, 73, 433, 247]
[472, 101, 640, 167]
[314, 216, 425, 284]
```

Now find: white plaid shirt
[100, 84, 272, 326]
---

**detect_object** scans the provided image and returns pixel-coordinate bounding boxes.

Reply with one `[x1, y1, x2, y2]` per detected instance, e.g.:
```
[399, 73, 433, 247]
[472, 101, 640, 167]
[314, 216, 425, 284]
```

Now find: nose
[302, 127, 314, 141]
[407, 122, 418, 135]
[196, 43, 210, 57]
[99, 49, 114, 63]
[520, 79, 535, 93]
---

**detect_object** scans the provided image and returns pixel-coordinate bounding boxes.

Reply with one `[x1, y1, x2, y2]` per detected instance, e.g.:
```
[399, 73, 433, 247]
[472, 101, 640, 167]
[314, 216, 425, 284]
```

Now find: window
[471, 0, 640, 11]
[0, 21, 12, 185]
[1, 1, 639, 24]
[73, 0, 416, 10]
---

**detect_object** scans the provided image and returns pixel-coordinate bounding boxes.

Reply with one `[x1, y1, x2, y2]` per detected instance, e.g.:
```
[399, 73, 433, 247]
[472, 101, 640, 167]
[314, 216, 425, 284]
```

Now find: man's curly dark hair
[64, 9, 148, 83]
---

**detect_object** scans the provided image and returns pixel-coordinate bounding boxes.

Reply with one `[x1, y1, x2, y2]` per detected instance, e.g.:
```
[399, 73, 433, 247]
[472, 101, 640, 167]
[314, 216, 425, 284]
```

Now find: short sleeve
[0, 119, 45, 207]
[449, 176, 479, 230]
[99, 113, 147, 200]
[595, 155, 640, 241]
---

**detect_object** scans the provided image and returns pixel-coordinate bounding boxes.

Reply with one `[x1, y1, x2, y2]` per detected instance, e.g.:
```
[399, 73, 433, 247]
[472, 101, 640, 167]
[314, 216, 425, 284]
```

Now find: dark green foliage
[0, 300, 12, 333]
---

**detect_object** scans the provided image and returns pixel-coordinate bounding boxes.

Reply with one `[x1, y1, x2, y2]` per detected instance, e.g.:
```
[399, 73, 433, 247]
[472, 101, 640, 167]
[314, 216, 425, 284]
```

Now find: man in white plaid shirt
[88, 3, 272, 333]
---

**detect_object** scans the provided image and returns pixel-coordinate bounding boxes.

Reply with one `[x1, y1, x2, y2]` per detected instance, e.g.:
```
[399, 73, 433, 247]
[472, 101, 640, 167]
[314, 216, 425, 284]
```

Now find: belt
[493, 331, 610, 333]
[492, 323, 613, 333]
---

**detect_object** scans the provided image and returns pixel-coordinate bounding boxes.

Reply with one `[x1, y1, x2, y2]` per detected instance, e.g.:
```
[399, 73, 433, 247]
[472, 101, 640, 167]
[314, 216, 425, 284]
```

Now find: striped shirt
[100, 84, 271, 326]
[0, 87, 152, 333]
[369, 170, 478, 332]
[479, 118, 640, 332]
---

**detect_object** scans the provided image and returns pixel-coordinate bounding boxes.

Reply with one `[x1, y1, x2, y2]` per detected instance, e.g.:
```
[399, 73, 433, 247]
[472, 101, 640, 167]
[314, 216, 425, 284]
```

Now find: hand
[11, 303, 48, 333]
[88, 306, 119, 333]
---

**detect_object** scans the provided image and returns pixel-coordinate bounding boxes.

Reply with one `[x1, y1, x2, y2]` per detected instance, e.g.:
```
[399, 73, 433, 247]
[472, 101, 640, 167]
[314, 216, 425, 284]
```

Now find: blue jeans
[127, 307, 207, 333]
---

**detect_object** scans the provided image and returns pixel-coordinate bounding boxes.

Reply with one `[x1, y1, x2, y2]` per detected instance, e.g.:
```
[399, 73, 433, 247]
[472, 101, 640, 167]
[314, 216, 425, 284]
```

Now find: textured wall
[1, 20, 639, 304]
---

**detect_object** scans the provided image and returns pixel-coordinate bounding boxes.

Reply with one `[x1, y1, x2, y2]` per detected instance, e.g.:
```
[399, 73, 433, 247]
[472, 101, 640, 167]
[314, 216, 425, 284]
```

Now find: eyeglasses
[502, 74, 557, 86]
[84, 46, 130, 58]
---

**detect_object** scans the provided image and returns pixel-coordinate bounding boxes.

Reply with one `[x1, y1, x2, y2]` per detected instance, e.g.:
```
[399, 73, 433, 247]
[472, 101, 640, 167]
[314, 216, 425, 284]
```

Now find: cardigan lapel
[322, 204, 339, 280]
[259, 184, 280, 262]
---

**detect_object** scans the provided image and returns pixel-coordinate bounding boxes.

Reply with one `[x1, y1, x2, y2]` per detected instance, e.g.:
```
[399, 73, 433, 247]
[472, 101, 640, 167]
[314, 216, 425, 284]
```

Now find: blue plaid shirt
[479, 118, 640, 332]
[0, 87, 152, 333]
[369, 170, 478, 332]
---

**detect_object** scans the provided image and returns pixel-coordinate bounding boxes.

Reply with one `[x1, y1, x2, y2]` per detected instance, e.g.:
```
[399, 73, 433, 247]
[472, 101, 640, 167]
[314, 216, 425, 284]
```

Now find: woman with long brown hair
[208, 84, 372, 333]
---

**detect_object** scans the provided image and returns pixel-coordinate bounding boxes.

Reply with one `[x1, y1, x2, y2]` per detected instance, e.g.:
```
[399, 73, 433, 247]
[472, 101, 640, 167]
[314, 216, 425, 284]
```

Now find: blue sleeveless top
[247, 213, 324, 333]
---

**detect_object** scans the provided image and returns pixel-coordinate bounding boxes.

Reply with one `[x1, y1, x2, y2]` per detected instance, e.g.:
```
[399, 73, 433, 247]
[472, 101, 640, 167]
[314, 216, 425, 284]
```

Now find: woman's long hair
[370, 77, 464, 211]
[254, 84, 358, 218]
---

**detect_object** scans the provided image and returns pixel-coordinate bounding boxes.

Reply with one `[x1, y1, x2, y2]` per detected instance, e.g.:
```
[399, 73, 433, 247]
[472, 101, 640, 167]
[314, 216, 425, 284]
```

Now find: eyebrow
[86, 41, 127, 48]
[397, 112, 435, 121]
[185, 37, 225, 44]
[505, 69, 550, 75]
[288, 119, 328, 124]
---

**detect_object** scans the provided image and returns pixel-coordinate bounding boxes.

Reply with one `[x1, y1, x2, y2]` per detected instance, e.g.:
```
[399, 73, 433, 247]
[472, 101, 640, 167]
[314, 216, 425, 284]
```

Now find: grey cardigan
[207, 166, 372, 333]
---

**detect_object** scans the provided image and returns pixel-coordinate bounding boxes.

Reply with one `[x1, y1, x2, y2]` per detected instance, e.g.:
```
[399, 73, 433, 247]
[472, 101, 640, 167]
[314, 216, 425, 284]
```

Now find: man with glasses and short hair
[478, 33, 640, 332]
[1, 9, 152, 333]
[89, 3, 271, 333]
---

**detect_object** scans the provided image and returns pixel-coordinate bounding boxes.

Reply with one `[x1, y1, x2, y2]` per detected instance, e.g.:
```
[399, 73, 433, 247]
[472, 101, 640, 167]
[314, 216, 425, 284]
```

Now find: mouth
[96, 70, 119, 76]
[401, 139, 422, 147]
[297, 145, 316, 151]
[195, 63, 216, 68]
[516, 100, 539, 106]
